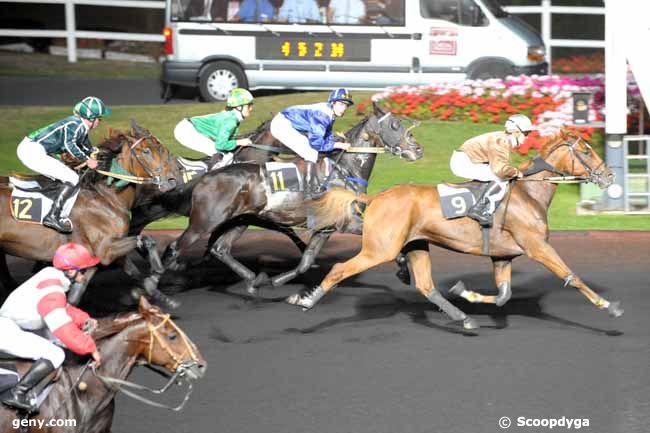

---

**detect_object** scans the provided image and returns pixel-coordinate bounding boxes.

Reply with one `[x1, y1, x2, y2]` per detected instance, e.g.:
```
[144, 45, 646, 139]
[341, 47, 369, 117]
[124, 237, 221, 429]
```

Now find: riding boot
[303, 161, 322, 200]
[467, 181, 498, 228]
[43, 182, 79, 233]
[1, 359, 55, 414]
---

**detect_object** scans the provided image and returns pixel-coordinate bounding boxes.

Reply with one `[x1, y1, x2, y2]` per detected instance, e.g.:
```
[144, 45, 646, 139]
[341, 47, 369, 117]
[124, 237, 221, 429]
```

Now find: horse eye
[143, 148, 152, 155]
[167, 332, 177, 341]
[391, 120, 400, 130]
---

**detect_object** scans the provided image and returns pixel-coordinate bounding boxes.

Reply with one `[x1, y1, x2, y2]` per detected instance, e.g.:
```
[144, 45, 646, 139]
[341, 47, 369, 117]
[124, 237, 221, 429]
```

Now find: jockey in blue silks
[270, 88, 354, 199]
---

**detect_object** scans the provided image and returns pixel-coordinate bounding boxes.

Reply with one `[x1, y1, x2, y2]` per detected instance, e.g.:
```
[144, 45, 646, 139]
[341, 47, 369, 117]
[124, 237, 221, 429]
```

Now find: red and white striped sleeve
[36, 280, 96, 355]
[65, 304, 90, 328]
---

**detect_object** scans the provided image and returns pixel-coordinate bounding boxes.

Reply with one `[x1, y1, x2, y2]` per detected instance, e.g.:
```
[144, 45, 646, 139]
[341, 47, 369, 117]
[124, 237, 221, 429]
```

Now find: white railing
[0, 0, 165, 62]
[503, 0, 605, 72]
[0, 0, 605, 67]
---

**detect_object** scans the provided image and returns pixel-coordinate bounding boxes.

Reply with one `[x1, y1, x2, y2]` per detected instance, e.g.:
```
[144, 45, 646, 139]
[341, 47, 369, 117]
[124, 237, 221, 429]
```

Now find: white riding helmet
[504, 114, 534, 134]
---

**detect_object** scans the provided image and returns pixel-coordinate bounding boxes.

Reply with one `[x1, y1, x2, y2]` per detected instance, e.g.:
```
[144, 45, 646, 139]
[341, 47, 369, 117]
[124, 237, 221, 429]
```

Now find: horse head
[128, 297, 207, 380]
[108, 120, 180, 192]
[540, 129, 614, 189]
[358, 102, 423, 161]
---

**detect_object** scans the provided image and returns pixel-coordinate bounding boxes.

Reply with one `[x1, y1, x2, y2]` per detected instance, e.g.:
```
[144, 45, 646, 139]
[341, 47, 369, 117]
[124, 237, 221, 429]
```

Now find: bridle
[88, 311, 201, 411]
[376, 112, 421, 158]
[524, 135, 608, 185]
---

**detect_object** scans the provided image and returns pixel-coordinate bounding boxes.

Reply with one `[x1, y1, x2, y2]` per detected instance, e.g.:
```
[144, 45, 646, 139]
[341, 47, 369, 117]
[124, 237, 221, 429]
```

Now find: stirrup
[2, 390, 37, 413]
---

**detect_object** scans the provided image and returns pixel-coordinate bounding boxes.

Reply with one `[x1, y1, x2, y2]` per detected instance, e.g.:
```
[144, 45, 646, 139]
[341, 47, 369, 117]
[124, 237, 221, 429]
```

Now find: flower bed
[552, 53, 604, 74]
[361, 74, 643, 155]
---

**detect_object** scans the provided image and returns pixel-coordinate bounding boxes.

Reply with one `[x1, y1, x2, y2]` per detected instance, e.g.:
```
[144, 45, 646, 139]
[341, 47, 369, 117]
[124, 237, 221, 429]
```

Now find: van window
[171, 0, 406, 26]
[420, 0, 489, 27]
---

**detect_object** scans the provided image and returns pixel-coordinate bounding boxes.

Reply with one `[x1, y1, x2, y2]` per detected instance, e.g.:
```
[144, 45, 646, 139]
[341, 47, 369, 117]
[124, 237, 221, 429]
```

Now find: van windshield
[481, 0, 509, 18]
[170, 0, 406, 26]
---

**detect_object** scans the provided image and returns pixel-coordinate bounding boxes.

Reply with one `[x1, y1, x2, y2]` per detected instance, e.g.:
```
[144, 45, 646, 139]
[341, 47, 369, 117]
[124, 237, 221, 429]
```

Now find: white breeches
[174, 119, 218, 157]
[17, 137, 79, 186]
[270, 113, 318, 163]
[450, 150, 508, 211]
[0, 317, 65, 368]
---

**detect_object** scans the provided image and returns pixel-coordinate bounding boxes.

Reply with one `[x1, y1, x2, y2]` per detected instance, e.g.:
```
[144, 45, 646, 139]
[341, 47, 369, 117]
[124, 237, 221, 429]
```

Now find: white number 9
[451, 196, 467, 215]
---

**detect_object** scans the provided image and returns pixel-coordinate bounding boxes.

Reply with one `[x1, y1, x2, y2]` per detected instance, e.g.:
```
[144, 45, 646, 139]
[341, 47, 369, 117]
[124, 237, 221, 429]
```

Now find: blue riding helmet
[328, 88, 354, 106]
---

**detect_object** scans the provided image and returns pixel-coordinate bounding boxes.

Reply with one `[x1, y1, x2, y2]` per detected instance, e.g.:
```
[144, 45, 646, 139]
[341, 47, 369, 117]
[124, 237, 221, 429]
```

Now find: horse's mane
[93, 312, 143, 341]
[345, 116, 370, 143]
[243, 119, 272, 142]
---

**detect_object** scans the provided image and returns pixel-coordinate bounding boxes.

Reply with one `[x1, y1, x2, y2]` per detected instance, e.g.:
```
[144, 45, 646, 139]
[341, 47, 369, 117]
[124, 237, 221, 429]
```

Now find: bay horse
[290, 129, 622, 329]
[0, 122, 181, 308]
[161, 103, 423, 294]
[0, 297, 206, 433]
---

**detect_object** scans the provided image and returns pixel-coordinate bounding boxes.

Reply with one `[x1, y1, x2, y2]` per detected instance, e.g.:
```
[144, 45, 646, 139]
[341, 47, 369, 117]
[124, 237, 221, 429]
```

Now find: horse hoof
[449, 281, 467, 297]
[286, 293, 301, 305]
[607, 301, 623, 317]
[463, 317, 479, 330]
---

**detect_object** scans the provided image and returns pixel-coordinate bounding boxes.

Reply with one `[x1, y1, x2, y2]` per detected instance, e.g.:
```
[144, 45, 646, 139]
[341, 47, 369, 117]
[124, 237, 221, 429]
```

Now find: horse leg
[210, 225, 268, 295]
[395, 240, 429, 286]
[449, 258, 513, 307]
[96, 236, 180, 310]
[523, 240, 623, 317]
[286, 246, 399, 310]
[270, 230, 332, 288]
[254, 219, 307, 253]
[407, 249, 478, 329]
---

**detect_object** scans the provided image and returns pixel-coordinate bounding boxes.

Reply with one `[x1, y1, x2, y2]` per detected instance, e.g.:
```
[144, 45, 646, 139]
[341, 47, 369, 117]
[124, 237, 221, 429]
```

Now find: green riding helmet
[227, 88, 254, 108]
[74, 96, 112, 120]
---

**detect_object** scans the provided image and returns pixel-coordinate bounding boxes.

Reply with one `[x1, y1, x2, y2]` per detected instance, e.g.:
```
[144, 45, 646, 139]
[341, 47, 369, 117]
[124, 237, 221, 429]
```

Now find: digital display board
[256, 38, 371, 61]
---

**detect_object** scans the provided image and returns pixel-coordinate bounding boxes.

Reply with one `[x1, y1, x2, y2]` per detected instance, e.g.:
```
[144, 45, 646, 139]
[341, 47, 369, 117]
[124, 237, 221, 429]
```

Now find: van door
[416, 0, 494, 78]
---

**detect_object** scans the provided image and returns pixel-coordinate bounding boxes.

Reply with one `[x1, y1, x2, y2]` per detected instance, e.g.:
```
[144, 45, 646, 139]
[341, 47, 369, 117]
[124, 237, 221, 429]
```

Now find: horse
[0, 122, 182, 309]
[161, 103, 423, 294]
[0, 297, 206, 433]
[290, 129, 622, 329]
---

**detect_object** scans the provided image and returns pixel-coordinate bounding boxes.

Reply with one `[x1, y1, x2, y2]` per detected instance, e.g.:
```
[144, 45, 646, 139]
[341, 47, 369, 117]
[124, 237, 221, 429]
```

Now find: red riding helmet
[53, 243, 101, 271]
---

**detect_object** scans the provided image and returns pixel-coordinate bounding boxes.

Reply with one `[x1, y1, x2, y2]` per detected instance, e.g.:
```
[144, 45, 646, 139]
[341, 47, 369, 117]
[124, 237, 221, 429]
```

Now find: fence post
[542, 0, 552, 73]
[65, 0, 77, 63]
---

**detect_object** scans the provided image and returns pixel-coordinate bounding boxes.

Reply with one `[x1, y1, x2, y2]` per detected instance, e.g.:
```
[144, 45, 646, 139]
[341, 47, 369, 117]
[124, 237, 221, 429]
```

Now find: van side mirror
[412, 33, 422, 40]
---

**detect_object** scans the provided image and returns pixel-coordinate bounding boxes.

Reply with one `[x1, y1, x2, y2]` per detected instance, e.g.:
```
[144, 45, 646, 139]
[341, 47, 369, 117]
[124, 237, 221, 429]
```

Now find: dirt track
[4, 230, 650, 433]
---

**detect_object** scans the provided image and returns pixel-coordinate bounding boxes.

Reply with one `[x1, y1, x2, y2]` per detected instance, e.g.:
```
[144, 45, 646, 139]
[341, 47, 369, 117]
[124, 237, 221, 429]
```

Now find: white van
[161, 0, 547, 101]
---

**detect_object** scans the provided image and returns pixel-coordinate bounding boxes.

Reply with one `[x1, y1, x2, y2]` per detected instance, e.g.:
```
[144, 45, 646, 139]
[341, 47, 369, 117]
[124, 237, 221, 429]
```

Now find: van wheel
[468, 61, 514, 80]
[199, 61, 247, 102]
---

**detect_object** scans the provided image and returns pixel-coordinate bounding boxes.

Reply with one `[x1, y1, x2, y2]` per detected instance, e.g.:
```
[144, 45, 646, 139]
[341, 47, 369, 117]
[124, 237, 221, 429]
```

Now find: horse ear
[130, 118, 148, 137]
[138, 296, 163, 317]
[372, 101, 385, 116]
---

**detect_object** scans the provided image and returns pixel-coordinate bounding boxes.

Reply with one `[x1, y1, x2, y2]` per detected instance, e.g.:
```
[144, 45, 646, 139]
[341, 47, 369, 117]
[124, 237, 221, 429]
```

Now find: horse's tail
[308, 188, 375, 232]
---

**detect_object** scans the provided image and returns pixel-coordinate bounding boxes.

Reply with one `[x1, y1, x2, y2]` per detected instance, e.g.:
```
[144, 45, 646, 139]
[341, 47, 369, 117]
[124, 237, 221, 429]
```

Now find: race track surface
[4, 230, 650, 433]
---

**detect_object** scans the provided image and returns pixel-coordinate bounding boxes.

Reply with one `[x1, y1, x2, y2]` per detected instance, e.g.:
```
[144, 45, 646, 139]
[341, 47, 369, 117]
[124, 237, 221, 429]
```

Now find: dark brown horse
[0, 297, 206, 433]
[290, 130, 622, 329]
[161, 103, 423, 293]
[0, 123, 181, 308]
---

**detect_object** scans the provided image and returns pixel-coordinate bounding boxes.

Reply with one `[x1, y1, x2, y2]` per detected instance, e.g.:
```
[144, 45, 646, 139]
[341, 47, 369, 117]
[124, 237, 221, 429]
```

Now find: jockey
[449, 114, 533, 227]
[16, 96, 111, 234]
[270, 88, 354, 199]
[0, 243, 101, 413]
[174, 87, 254, 167]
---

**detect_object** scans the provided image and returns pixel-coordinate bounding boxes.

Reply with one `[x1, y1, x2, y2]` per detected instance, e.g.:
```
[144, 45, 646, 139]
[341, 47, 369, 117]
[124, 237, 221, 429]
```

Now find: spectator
[366, 0, 404, 25]
[184, 0, 229, 20]
[234, 0, 275, 21]
[278, 0, 321, 23]
[328, 0, 365, 24]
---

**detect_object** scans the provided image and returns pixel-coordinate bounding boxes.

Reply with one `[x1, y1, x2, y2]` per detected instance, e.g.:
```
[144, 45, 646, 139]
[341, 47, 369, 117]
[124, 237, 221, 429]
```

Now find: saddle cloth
[9, 177, 74, 225]
[437, 181, 492, 220]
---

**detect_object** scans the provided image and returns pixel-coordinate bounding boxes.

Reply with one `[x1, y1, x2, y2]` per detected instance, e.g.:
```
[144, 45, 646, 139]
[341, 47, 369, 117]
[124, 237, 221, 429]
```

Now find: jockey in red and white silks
[0, 243, 101, 413]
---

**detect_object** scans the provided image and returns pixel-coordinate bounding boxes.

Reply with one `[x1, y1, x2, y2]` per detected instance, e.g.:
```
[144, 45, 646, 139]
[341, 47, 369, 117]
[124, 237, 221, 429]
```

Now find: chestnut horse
[291, 130, 622, 329]
[161, 103, 423, 294]
[0, 123, 181, 308]
[0, 297, 206, 433]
